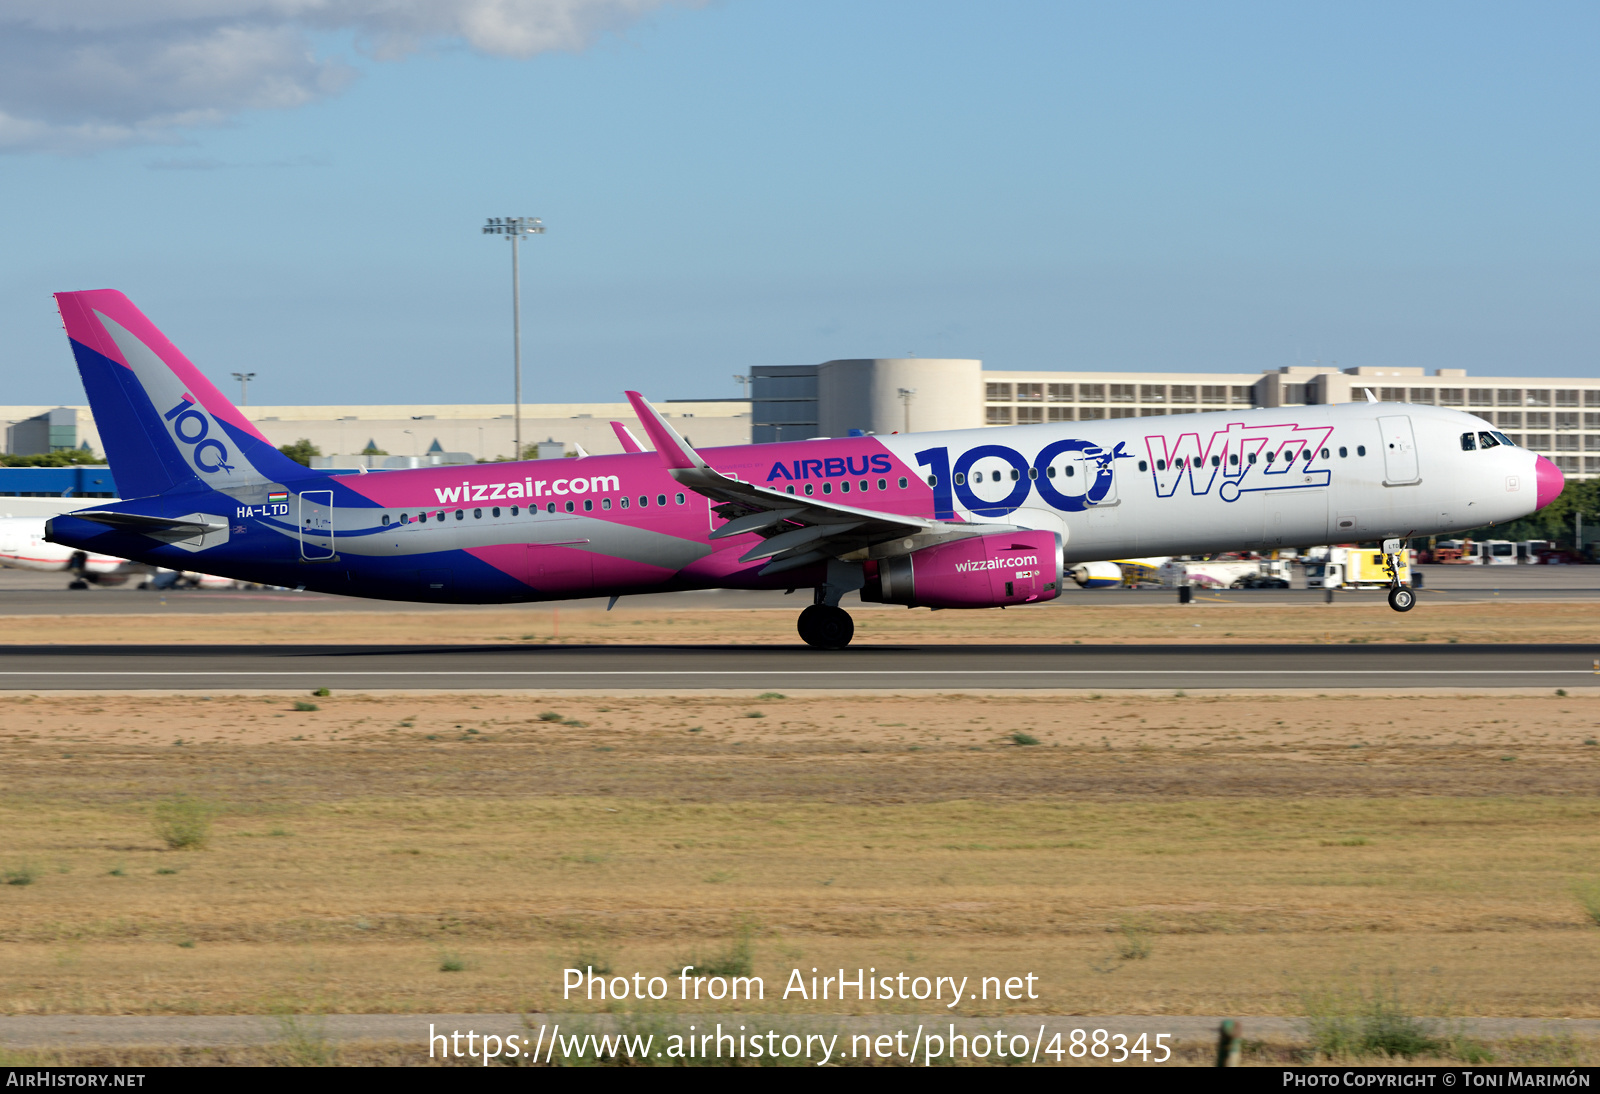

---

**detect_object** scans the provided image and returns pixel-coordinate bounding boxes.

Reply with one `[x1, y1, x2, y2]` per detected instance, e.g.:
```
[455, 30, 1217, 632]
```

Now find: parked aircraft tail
[54, 290, 315, 500]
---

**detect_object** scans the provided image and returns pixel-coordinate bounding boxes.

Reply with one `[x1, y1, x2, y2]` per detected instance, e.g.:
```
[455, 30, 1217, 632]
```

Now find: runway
[4, 562, 1600, 619]
[2, 642, 1596, 690]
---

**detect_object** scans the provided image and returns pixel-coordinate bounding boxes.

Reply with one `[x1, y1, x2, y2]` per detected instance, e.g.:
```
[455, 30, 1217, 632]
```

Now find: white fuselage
[868, 402, 1539, 560]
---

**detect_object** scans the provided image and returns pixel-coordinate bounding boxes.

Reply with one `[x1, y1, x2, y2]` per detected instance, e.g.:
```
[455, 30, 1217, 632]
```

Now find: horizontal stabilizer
[71, 511, 223, 535]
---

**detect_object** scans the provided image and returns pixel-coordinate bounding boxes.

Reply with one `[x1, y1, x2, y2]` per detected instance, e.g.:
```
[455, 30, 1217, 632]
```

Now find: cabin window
[822, 482, 833, 494]
[1248, 454, 1257, 464]
[861, 480, 871, 491]
[1046, 466, 1056, 478]
[602, 498, 612, 511]
[658, 494, 667, 506]
[492, 507, 500, 517]
[1066, 464, 1075, 477]
[639, 495, 649, 507]
[473, 508, 482, 519]
[1229, 454, 1238, 466]
[675, 493, 685, 505]
[381, 514, 390, 526]
[1356, 445, 1366, 456]
[1211, 456, 1221, 467]
[922, 476, 933, 487]
[804, 484, 814, 495]
[546, 503, 556, 513]
[455, 509, 464, 520]
[1491, 431, 1515, 447]
[1137, 461, 1148, 472]
[1028, 467, 1038, 479]
[1265, 452, 1274, 464]
[1339, 447, 1347, 458]
[1156, 460, 1166, 471]
[565, 501, 575, 513]
[840, 480, 851, 493]
[1320, 448, 1329, 459]
[620, 497, 630, 508]
[584, 499, 593, 511]
[785, 486, 795, 495]
[953, 472, 966, 486]
[1461, 432, 1477, 451]
[510, 506, 519, 515]
[1010, 469, 1020, 481]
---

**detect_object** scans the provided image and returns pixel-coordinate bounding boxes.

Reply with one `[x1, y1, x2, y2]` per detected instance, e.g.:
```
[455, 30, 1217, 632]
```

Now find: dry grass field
[5, 597, 1600, 646]
[2, 689, 1599, 1029]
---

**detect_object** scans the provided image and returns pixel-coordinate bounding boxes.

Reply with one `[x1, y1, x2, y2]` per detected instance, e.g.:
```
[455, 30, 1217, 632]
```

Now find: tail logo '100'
[162, 395, 236, 475]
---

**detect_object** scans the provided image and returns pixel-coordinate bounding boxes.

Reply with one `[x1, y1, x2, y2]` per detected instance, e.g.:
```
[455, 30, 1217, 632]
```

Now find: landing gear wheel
[798, 604, 854, 649]
[68, 579, 90, 590]
[1387, 586, 1416, 613]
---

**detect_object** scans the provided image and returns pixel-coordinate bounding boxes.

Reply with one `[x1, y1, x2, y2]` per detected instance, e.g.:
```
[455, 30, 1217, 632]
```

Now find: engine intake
[861, 529, 1063, 609]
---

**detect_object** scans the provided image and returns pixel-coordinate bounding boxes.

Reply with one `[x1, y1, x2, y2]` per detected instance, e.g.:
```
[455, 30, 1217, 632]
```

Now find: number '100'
[914, 442, 1115, 519]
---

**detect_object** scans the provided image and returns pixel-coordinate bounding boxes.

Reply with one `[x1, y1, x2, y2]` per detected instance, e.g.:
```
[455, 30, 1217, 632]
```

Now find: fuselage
[45, 401, 1559, 604]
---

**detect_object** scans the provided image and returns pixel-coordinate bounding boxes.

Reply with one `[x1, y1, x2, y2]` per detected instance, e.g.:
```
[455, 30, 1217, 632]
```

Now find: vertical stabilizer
[53, 290, 315, 500]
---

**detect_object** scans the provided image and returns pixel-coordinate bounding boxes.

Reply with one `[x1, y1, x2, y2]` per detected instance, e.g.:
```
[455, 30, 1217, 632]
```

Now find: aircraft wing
[625, 391, 989, 574]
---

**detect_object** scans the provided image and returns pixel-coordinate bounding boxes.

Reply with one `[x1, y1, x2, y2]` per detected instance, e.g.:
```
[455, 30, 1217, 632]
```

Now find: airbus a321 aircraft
[44, 290, 1564, 649]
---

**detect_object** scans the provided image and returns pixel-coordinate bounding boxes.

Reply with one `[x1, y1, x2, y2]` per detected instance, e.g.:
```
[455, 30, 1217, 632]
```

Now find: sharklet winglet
[609, 421, 645, 453]
[624, 391, 707, 471]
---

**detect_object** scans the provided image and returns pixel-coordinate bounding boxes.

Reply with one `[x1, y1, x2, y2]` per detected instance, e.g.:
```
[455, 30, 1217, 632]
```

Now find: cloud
[0, 1, 701, 153]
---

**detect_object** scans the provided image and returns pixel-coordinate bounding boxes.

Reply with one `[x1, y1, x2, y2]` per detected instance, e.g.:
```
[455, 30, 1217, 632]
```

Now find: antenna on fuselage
[1364, 388, 1378, 403]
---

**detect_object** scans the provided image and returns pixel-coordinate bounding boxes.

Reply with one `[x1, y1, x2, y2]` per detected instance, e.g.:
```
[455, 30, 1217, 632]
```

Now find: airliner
[0, 514, 137, 587]
[43, 290, 1563, 648]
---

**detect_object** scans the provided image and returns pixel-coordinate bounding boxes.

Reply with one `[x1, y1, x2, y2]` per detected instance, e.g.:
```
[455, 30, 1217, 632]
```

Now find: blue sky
[2, 0, 1597, 406]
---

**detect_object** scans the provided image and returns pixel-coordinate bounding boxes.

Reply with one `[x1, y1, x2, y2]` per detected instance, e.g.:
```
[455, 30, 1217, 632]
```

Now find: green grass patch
[151, 796, 215, 851]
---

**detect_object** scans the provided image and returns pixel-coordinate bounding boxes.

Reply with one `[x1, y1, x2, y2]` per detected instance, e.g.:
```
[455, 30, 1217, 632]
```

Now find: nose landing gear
[1381, 537, 1416, 613]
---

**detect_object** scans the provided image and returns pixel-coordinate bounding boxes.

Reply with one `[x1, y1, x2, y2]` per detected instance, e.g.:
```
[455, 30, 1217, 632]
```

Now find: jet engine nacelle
[1069, 561, 1124, 589]
[861, 529, 1063, 609]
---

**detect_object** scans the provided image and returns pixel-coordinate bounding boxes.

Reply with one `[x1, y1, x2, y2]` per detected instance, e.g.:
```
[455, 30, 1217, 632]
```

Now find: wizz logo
[162, 395, 235, 475]
[1144, 421, 1333, 503]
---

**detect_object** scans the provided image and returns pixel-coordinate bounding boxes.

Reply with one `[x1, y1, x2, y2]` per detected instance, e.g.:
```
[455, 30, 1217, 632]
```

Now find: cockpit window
[1461, 432, 1477, 451]
[1491, 431, 1516, 447]
[1478, 431, 1498, 449]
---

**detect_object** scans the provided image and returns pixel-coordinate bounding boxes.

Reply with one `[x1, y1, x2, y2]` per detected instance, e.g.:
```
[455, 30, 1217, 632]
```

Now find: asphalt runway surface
[3, 641, 1596, 690]
[3, 564, 1600, 614]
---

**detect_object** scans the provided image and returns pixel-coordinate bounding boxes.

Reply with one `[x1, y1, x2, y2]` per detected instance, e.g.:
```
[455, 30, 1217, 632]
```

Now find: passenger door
[298, 490, 334, 560]
[1377, 415, 1421, 485]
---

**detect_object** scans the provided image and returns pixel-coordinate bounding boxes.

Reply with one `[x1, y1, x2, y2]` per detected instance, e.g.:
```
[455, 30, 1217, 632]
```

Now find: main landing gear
[798, 604, 854, 650]
[1381, 537, 1416, 613]
[797, 560, 864, 649]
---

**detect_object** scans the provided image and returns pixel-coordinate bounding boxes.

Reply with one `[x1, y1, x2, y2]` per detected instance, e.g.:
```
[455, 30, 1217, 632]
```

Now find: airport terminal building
[7, 360, 1600, 480]
[751, 359, 1600, 479]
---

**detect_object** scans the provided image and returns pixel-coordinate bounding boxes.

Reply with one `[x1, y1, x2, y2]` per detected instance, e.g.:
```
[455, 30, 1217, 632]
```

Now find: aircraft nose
[1535, 454, 1565, 509]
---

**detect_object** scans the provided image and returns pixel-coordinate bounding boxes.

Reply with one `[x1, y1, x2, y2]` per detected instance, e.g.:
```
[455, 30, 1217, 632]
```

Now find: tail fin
[53, 290, 315, 499]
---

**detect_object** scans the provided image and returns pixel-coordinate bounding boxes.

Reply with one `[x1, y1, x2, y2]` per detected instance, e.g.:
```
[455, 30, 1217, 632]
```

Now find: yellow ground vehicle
[1304, 547, 1412, 589]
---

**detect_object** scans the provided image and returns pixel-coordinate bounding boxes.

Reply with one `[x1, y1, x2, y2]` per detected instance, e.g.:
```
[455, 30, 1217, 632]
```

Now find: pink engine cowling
[860, 529, 1064, 609]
